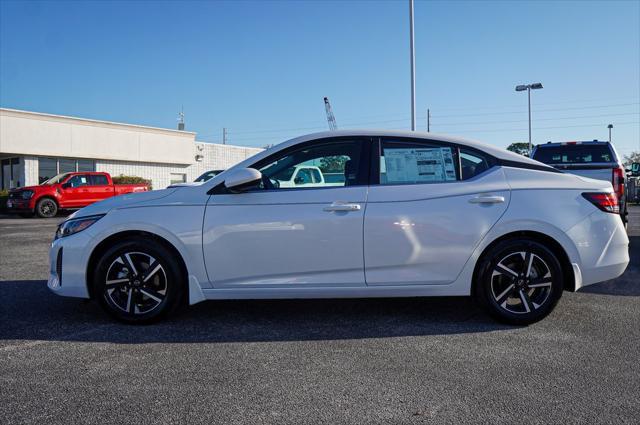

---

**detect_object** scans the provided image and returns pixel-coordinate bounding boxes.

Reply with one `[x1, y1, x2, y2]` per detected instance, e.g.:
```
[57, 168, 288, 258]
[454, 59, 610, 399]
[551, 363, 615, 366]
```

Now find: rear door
[88, 174, 113, 202]
[364, 137, 510, 286]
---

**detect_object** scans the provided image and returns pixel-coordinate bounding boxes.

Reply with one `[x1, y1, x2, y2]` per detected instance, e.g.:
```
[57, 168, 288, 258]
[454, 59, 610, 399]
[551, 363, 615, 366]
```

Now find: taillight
[612, 167, 625, 199]
[582, 192, 620, 214]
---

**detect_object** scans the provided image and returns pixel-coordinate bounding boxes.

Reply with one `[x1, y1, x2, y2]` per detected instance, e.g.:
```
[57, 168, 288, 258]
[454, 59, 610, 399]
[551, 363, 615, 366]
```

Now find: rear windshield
[533, 145, 613, 164]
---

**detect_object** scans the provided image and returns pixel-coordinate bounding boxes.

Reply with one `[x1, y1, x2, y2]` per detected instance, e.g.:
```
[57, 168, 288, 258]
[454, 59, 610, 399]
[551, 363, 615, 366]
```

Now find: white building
[0, 108, 263, 190]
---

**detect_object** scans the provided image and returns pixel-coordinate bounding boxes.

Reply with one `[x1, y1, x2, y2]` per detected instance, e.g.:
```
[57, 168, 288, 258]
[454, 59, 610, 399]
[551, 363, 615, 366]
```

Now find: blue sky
[1, 0, 639, 157]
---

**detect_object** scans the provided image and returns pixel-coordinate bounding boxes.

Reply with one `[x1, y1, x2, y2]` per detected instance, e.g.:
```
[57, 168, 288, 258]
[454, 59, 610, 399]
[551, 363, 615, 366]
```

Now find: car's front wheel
[93, 239, 185, 324]
[35, 198, 58, 218]
[475, 239, 564, 325]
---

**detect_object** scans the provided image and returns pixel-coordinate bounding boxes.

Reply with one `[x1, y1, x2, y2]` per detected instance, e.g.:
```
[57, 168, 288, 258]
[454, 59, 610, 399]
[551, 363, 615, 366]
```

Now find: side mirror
[224, 168, 262, 193]
[61, 182, 71, 189]
[631, 162, 640, 177]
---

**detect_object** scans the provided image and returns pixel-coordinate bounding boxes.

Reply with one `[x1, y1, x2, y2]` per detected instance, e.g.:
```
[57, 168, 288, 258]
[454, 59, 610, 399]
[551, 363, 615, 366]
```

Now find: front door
[202, 137, 371, 288]
[60, 174, 91, 207]
[364, 137, 510, 286]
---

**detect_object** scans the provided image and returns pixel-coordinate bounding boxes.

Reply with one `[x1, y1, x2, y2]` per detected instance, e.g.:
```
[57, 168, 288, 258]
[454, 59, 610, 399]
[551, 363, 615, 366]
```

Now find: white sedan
[48, 130, 630, 325]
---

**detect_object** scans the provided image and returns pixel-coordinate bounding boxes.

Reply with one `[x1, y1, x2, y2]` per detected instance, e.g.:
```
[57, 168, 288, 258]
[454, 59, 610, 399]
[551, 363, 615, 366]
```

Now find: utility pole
[409, 0, 416, 131]
[222, 127, 227, 145]
[607, 124, 613, 143]
[324, 97, 338, 131]
[515, 83, 543, 157]
[427, 108, 431, 132]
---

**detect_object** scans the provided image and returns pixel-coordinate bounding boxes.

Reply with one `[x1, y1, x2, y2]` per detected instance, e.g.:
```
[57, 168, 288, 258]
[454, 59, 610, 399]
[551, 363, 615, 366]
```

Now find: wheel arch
[86, 230, 189, 300]
[471, 230, 576, 293]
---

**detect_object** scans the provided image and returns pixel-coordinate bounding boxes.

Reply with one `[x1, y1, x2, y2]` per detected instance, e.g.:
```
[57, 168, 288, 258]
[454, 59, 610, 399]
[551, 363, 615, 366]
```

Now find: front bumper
[5, 198, 33, 212]
[47, 231, 93, 299]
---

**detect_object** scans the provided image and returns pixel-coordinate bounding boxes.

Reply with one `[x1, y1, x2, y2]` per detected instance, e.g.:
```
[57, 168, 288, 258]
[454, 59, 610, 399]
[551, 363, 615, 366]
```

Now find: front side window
[66, 174, 89, 188]
[380, 140, 458, 185]
[256, 140, 365, 190]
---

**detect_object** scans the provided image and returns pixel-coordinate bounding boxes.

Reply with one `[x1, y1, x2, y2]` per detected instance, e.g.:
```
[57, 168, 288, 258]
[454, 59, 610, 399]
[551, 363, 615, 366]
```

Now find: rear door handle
[323, 202, 362, 212]
[469, 195, 505, 204]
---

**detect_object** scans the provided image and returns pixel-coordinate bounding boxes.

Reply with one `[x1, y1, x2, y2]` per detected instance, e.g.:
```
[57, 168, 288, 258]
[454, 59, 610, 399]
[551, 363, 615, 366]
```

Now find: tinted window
[38, 158, 58, 184]
[460, 150, 491, 179]
[533, 145, 613, 164]
[380, 140, 457, 185]
[77, 160, 95, 172]
[66, 174, 89, 188]
[258, 140, 364, 189]
[90, 174, 109, 186]
[59, 158, 76, 173]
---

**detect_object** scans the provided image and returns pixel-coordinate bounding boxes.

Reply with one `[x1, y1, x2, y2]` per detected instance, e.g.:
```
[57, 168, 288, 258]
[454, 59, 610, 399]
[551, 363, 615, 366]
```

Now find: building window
[170, 173, 187, 184]
[59, 158, 76, 174]
[37, 157, 96, 183]
[77, 160, 95, 172]
[38, 158, 58, 184]
[1, 158, 20, 190]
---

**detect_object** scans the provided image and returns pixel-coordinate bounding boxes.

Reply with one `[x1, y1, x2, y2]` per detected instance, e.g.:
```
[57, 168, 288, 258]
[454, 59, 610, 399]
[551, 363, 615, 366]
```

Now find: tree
[622, 151, 640, 168]
[319, 155, 348, 173]
[506, 142, 531, 157]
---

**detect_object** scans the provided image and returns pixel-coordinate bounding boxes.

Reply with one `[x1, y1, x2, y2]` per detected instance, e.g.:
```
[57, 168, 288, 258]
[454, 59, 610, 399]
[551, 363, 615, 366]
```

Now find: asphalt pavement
[1, 208, 639, 424]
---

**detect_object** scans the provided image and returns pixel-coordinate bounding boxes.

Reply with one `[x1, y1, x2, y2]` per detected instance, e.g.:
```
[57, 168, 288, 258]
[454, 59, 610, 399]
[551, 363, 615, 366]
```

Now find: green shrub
[112, 175, 152, 190]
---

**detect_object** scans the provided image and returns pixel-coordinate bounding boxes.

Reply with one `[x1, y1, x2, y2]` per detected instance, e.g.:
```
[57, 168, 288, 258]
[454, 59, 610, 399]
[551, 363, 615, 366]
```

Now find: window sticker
[383, 147, 456, 184]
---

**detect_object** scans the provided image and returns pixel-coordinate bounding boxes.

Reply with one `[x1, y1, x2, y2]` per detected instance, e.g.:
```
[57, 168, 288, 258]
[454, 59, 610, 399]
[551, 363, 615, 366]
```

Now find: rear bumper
[567, 211, 629, 289]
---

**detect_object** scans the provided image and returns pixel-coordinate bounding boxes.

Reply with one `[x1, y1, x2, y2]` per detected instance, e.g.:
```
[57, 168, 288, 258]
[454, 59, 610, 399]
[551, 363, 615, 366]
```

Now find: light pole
[515, 83, 543, 157]
[607, 124, 613, 142]
[409, 0, 416, 131]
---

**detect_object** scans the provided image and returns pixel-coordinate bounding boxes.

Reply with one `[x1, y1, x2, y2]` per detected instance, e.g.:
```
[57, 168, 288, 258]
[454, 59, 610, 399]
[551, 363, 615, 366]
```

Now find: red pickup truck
[6, 172, 150, 218]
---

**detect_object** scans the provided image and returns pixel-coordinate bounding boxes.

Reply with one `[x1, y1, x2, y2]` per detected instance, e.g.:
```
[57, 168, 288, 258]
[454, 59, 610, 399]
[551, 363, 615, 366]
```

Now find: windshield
[194, 170, 222, 182]
[41, 173, 71, 185]
[533, 145, 613, 164]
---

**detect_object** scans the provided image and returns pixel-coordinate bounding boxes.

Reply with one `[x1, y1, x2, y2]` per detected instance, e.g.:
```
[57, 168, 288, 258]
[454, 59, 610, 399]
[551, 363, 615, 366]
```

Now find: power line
[431, 102, 640, 118]
[442, 121, 639, 134]
[432, 111, 639, 127]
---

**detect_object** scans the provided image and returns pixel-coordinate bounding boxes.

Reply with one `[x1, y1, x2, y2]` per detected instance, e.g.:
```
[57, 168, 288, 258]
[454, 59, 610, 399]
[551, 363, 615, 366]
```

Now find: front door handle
[469, 195, 505, 204]
[323, 202, 362, 212]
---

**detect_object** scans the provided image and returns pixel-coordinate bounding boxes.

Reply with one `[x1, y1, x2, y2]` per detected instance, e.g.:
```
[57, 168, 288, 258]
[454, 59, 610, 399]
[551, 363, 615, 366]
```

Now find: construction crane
[324, 97, 338, 131]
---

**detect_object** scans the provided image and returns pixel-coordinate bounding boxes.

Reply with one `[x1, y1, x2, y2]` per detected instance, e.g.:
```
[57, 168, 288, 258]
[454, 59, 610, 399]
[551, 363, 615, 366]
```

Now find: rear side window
[90, 174, 109, 186]
[533, 145, 613, 164]
[460, 149, 491, 180]
[380, 140, 458, 185]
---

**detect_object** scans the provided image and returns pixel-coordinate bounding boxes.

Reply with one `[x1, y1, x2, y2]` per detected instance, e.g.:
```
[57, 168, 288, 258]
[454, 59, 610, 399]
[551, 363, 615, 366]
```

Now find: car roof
[222, 129, 555, 177]
[536, 140, 611, 147]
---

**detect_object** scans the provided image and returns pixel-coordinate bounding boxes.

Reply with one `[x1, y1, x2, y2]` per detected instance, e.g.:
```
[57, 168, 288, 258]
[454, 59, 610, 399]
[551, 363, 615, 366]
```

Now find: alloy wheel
[104, 252, 168, 315]
[490, 251, 553, 315]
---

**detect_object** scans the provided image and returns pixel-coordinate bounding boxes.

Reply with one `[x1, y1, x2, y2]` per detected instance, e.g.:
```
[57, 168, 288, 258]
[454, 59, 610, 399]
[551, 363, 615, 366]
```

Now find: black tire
[35, 198, 58, 218]
[475, 239, 563, 326]
[93, 238, 185, 324]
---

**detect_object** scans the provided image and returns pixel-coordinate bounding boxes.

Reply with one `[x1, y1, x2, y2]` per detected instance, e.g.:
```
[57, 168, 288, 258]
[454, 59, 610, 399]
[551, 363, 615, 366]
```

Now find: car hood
[9, 185, 42, 193]
[69, 188, 179, 219]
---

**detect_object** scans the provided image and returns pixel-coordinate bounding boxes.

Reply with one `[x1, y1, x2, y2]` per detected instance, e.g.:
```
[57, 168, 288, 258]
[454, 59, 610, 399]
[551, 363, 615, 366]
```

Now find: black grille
[8, 191, 21, 200]
[56, 248, 63, 285]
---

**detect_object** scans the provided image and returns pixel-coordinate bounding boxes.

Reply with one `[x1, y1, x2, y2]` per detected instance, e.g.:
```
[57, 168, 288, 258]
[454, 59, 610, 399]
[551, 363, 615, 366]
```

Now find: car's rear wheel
[35, 198, 58, 218]
[475, 239, 563, 325]
[93, 239, 185, 324]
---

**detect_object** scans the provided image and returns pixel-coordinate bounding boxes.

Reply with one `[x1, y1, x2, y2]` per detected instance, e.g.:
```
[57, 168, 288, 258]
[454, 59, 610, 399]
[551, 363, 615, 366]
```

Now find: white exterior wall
[96, 143, 263, 189]
[1, 108, 264, 190]
[0, 108, 196, 165]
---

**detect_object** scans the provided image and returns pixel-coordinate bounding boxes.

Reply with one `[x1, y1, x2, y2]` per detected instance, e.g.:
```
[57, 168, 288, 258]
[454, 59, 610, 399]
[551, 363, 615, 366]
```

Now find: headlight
[21, 190, 34, 199]
[55, 214, 105, 240]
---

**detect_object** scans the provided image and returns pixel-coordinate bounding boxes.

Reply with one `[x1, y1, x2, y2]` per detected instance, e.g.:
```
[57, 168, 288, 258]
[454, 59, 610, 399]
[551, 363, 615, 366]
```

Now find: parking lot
[0, 207, 638, 424]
